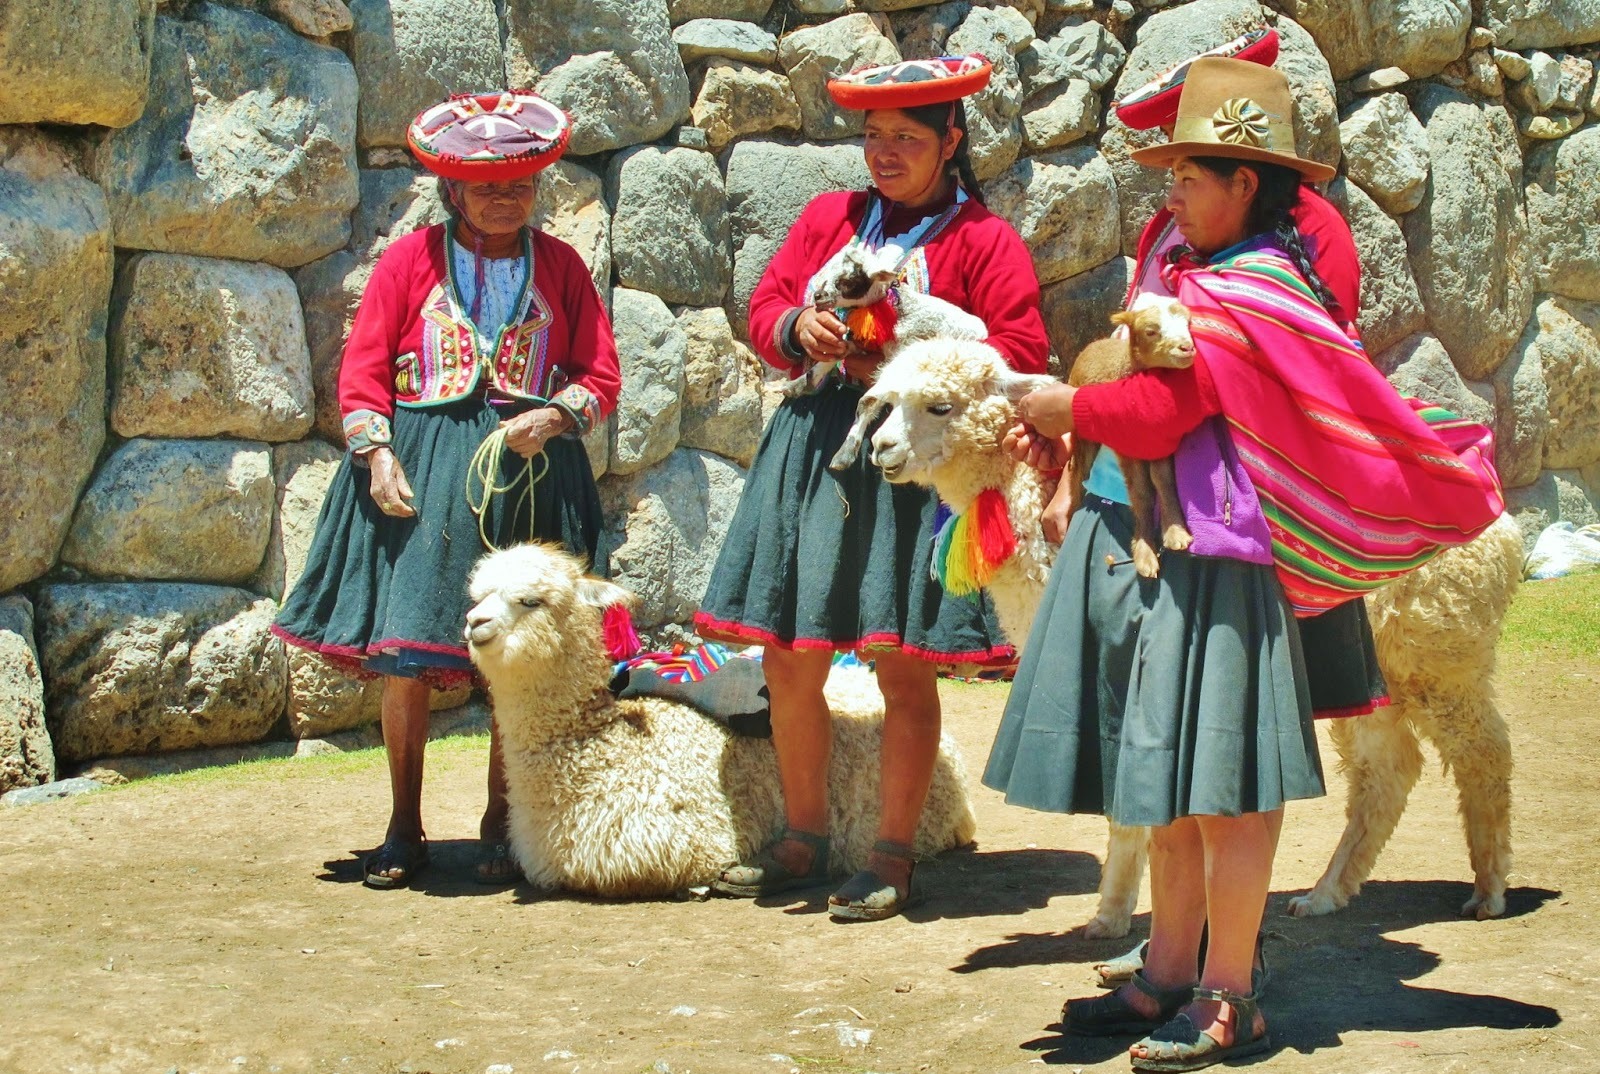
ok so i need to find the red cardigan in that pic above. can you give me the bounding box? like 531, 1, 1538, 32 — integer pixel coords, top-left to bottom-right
338, 224, 621, 452
1076, 187, 1362, 460
748, 190, 1050, 376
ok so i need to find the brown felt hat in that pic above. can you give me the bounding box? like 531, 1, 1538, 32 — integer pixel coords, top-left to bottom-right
1129, 57, 1335, 182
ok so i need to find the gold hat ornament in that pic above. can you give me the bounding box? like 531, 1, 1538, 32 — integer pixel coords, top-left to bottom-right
1129, 56, 1335, 182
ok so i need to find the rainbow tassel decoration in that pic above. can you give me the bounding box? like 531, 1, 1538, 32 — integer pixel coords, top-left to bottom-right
843, 297, 899, 351
602, 602, 643, 661
931, 488, 1017, 597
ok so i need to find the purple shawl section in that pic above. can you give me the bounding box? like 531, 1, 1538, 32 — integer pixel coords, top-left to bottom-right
1174, 415, 1273, 565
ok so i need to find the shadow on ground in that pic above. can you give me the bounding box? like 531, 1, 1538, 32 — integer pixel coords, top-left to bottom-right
997, 881, 1563, 1065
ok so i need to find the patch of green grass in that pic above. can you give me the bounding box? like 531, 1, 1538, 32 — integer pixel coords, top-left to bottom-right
1501, 570, 1600, 662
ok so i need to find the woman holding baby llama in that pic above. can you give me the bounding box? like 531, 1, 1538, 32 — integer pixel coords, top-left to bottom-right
985, 58, 1504, 1071
694, 56, 1049, 922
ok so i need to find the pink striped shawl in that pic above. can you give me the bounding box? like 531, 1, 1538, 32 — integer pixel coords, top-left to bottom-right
1173, 249, 1505, 616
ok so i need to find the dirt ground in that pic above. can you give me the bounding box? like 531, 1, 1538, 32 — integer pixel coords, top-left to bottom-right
3, 651, 1596, 1074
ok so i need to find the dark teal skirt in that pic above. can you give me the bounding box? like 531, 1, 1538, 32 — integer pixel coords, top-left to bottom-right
982, 496, 1324, 826
694, 381, 1010, 663
273, 395, 603, 687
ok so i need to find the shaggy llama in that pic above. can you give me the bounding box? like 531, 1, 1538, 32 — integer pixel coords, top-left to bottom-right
859, 335, 1524, 933
464, 543, 977, 898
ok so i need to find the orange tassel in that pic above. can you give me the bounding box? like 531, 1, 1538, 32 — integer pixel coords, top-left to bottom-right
844, 298, 899, 351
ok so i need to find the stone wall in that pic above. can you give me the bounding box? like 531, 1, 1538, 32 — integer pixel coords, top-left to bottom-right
2, 0, 1598, 787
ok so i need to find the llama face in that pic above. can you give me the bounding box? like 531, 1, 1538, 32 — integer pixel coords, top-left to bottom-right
465, 543, 628, 668
1116, 294, 1194, 370
810, 242, 905, 308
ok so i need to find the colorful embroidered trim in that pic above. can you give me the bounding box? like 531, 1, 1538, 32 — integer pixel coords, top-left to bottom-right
614, 642, 735, 682
930, 488, 1017, 597
551, 383, 602, 436
342, 409, 393, 454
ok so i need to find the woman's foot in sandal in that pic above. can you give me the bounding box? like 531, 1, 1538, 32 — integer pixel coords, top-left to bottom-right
711, 828, 831, 897
473, 840, 522, 885
1129, 987, 1271, 1072
1094, 939, 1151, 988
363, 836, 430, 889
1063, 970, 1193, 1036
828, 840, 917, 922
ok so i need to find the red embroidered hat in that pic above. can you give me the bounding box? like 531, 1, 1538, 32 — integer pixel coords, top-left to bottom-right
826, 55, 993, 111
407, 91, 571, 182
1114, 29, 1279, 131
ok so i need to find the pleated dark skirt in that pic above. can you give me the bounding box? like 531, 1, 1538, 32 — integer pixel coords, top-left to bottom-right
982, 495, 1324, 827
1301, 598, 1390, 717
273, 395, 603, 686
694, 380, 1010, 663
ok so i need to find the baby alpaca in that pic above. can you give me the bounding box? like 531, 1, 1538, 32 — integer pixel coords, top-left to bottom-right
464, 543, 978, 898
1065, 295, 1196, 578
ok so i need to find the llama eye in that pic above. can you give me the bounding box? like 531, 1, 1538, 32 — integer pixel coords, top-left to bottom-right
927, 402, 954, 416
518, 597, 543, 609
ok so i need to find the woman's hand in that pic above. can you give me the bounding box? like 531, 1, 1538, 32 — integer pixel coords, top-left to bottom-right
1002, 424, 1071, 472
1041, 475, 1074, 545
501, 406, 573, 459
368, 448, 416, 518
794, 306, 848, 361
1016, 382, 1078, 439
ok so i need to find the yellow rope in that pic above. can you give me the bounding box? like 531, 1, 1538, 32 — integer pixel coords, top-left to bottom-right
465, 426, 548, 551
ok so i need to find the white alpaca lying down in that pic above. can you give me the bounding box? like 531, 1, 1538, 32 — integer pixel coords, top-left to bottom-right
861, 336, 1523, 934
464, 543, 977, 898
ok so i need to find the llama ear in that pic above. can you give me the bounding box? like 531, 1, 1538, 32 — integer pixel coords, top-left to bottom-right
1109, 309, 1136, 328
988, 368, 1057, 404
574, 575, 633, 611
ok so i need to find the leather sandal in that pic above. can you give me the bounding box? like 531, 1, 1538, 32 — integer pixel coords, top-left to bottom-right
1064, 970, 1194, 1037
710, 828, 830, 897
828, 839, 917, 922
362, 837, 430, 889
1101, 933, 1270, 997
1129, 986, 1272, 1073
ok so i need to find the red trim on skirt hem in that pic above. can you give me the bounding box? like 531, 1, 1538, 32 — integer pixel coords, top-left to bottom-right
692, 612, 1013, 665
1313, 695, 1391, 720
270, 624, 478, 690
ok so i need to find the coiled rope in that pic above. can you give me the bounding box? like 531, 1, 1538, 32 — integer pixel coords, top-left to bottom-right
465, 426, 548, 551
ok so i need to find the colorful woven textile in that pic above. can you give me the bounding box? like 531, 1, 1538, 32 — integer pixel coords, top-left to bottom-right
1174, 247, 1504, 615
827, 55, 992, 110
615, 642, 738, 683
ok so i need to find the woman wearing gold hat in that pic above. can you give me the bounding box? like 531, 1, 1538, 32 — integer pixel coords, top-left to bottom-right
694, 56, 1050, 921
274, 92, 623, 889
985, 58, 1504, 1070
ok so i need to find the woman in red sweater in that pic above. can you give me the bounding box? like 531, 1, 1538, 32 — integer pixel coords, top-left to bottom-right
274, 93, 621, 889
695, 57, 1049, 921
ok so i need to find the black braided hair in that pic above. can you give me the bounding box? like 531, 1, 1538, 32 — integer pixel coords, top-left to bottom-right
899, 100, 986, 205
1189, 156, 1339, 310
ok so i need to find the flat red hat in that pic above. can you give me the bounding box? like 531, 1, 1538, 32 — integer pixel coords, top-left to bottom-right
1114, 29, 1279, 131
407, 91, 570, 182
827, 55, 992, 111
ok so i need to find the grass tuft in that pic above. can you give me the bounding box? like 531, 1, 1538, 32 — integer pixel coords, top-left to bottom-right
1500, 571, 1600, 662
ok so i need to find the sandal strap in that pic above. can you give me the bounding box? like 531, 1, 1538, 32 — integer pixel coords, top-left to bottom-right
1192, 985, 1260, 1023
1129, 970, 1196, 1007
869, 838, 917, 862
782, 827, 830, 853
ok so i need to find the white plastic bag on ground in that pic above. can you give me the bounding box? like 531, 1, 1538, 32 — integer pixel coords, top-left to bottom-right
1524, 521, 1600, 580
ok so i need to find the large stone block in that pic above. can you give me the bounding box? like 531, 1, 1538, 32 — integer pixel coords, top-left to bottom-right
61, 439, 275, 584
35, 583, 286, 763
725, 140, 871, 334
109, 254, 313, 442
1478, 0, 1600, 50
677, 307, 765, 467
947, 6, 1035, 180
1323, 179, 1426, 355
0, 597, 52, 795
532, 160, 613, 300
778, 14, 902, 141
669, 0, 773, 22
892, 1, 972, 59
253, 441, 342, 602
1373, 333, 1494, 426
609, 147, 732, 307
265, 0, 353, 37
349, 0, 505, 149
1403, 85, 1532, 381
984, 146, 1120, 287
1021, 20, 1125, 95
0, 133, 113, 594
1523, 297, 1600, 470
599, 449, 747, 631
1276, 0, 1469, 80
93, 4, 359, 268
0, 0, 155, 128
504, 0, 692, 156
1493, 314, 1550, 489
1525, 125, 1600, 303
1339, 93, 1430, 216
692, 59, 804, 151
1040, 257, 1134, 379
609, 289, 687, 477
673, 18, 778, 65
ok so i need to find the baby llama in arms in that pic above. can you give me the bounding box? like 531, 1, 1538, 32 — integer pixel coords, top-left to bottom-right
860, 335, 1524, 934
464, 543, 977, 898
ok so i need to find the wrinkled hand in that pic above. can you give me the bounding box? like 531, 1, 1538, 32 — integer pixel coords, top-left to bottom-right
1015, 382, 1078, 439
794, 306, 848, 361
501, 406, 572, 459
1041, 477, 1073, 545
1003, 424, 1071, 472
368, 448, 416, 518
